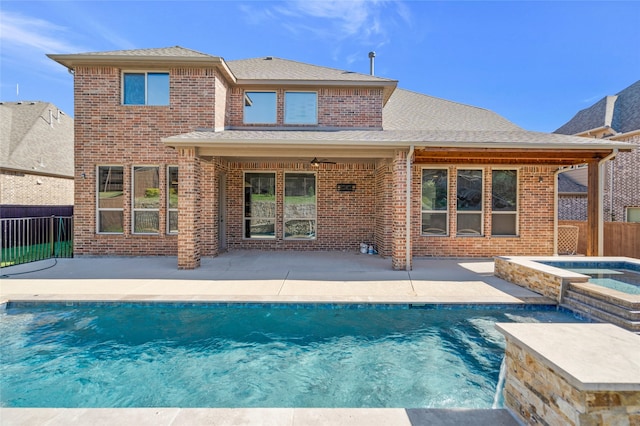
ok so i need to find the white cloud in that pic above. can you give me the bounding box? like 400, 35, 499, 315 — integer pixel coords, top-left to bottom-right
0, 11, 81, 54
242, 0, 412, 48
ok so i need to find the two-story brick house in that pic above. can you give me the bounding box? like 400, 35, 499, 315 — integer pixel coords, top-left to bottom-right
48, 46, 632, 269
555, 80, 640, 223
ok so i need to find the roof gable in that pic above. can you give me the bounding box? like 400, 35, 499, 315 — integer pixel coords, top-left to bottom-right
555, 80, 640, 136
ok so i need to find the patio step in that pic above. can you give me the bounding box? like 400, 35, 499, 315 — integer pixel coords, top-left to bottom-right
563, 286, 640, 333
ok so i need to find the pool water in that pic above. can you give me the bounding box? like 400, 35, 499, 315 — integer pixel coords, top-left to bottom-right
540, 261, 640, 295
0, 303, 584, 408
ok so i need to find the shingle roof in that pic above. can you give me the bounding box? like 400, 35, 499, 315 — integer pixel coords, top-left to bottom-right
383, 88, 522, 131
0, 102, 74, 177
611, 80, 640, 134
555, 80, 640, 135
165, 128, 633, 149
73, 46, 215, 58
558, 171, 587, 194
226, 57, 395, 83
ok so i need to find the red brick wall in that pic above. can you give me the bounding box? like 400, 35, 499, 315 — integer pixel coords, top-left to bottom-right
227, 87, 383, 128
225, 161, 376, 251
413, 165, 556, 257
374, 159, 393, 257
73, 66, 226, 256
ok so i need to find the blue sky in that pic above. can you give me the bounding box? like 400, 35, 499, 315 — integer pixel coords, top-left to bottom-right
1, 1, 639, 132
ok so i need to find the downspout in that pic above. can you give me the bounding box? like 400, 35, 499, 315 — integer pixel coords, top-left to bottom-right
406, 145, 415, 271
598, 149, 618, 256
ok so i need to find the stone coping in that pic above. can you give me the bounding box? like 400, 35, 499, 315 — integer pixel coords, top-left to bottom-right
495, 323, 640, 392
496, 255, 640, 304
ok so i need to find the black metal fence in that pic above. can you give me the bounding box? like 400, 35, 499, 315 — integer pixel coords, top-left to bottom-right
1, 215, 74, 267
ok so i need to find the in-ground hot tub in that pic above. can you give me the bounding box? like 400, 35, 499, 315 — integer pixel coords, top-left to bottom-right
494, 256, 640, 332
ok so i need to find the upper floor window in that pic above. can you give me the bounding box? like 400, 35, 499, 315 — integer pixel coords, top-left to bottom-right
244, 91, 276, 124
285, 92, 317, 124
123, 72, 169, 105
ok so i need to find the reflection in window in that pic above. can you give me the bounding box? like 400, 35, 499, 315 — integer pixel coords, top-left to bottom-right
97, 166, 124, 233
244, 92, 277, 124
457, 169, 483, 236
167, 166, 178, 234
132, 166, 160, 234
492, 170, 518, 236
123, 72, 169, 105
422, 169, 448, 235
244, 172, 276, 238
285, 92, 317, 124
284, 173, 316, 239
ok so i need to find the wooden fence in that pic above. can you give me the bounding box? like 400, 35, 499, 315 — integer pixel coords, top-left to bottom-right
559, 220, 640, 258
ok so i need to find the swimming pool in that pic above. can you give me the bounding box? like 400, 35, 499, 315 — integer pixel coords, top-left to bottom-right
539, 260, 640, 295
0, 302, 584, 408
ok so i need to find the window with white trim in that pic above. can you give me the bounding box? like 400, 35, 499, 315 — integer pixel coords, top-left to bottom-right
421, 169, 448, 235
627, 207, 640, 223
457, 169, 483, 236
491, 170, 518, 236
285, 92, 317, 124
97, 166, 124, 233
284, 172, 316, 239
123, 72, 169, 105
244, 172, 276, 238
132, 166, 160, 234
167, 166, 178, 234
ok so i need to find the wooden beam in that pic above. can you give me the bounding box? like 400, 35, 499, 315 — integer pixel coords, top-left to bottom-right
414, 148, 612, 165
586, 159, 600, 256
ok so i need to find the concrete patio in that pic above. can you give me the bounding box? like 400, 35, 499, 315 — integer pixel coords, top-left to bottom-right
0, 251, 551, 425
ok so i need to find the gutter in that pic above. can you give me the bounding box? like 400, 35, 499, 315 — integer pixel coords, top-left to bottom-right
406, 145, 415, 271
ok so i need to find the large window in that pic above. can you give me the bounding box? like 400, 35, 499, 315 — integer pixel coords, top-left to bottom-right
123, 72, 169, 105
284, 173, 316, 239
244, 91, 277, 124
244, 172, 276, 238
422, 169, 448, 235
97, 166, 124, 233
285, 92, 317, 124
167, 166, 178, 234
457, 169, 483, 236
492, 170, 518, 236
132, 166, 160, 234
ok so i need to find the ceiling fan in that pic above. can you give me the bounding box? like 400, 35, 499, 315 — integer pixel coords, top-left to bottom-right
310, 157, 336, 166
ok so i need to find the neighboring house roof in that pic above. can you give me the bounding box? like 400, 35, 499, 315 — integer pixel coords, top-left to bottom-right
0, 102, 74, 178
555, 80, 640, 136
383, 88, 522, 131
558, 168, 588, 194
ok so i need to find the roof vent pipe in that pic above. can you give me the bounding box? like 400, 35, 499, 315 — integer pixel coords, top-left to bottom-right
368, 51, 376, 76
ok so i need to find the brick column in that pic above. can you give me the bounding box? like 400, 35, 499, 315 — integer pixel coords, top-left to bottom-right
177, 147, 201, 269
391, 150, 411, 270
